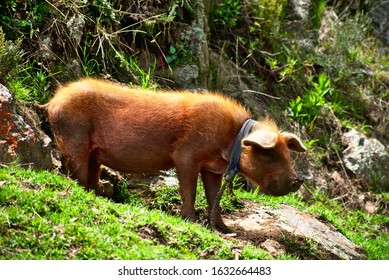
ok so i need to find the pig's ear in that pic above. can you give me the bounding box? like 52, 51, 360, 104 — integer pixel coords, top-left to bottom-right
281, 132, 307, 152
242, 130, 278, 149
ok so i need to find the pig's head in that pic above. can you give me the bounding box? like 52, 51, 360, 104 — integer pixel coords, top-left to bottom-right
238, 120, 306, 196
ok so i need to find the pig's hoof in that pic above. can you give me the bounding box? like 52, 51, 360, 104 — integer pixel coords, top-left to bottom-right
209, 220, 232, 233
215, 224, 232, 233
181, 209, 196, 222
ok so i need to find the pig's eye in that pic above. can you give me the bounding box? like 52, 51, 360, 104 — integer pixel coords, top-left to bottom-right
291, 153, 300, 166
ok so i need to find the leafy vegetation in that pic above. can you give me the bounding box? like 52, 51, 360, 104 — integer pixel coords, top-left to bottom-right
288, 73, 331, 129
211, 0, 242, 30
0, 0, 173, 101
210, 1, 388, 139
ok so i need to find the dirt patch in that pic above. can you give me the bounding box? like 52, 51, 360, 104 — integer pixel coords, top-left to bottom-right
138, 225, 168, 245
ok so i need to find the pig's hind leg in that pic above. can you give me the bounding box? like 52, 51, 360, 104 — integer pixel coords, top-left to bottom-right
172, 151, 200, 222
87, 150, 103, 195
65, 143, 106, 196
57, 134, 95, 192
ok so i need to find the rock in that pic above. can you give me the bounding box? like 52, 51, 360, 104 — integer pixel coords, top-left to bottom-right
364, 200, 376, 214
173, 65, 199, 87
225, 203, 365, 259
101, 167, 168, 198
0, 83, 55, 169
286, 0, 311, 20
100, 166, 125, 186
98, 180, 115, 198
261, 239, 286, 257
341, 129, 389, 189
66, 14, 85, 47
156, 169, 179, 188
178, 1, 209, 88
125, 169, 179, 189
369, 0, 389, 45
38, 35, 54, 61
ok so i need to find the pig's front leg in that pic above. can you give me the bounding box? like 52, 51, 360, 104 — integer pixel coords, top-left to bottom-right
201, 170, 227, 230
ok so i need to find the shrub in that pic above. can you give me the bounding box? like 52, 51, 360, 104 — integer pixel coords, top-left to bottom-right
212, 0, 242, 30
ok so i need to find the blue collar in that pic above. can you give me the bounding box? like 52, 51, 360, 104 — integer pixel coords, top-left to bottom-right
225, 118, 258, 179
210, 118, 258, 229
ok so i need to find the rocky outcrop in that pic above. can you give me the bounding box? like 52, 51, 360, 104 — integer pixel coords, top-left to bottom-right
342, 129, 389, 189
225, 202, 365, 260
158, 1, 210, 89
0, 83, 55, 169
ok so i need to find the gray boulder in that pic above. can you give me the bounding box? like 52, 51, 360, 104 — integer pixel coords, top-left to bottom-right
342, 129, 389, 189
225, 203, 365, 259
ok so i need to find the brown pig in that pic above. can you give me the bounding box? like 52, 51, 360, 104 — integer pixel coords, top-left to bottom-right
45, 78, 306, 228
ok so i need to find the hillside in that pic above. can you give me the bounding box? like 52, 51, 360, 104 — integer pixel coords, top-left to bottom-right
1, 165, 388, 259
0, 0, 388, 260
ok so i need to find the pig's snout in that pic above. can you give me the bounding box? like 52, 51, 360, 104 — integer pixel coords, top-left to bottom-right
290, 177, 304, 192
264, 176, 304, 196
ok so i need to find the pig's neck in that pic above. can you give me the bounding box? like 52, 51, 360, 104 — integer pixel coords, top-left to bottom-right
221, 117, 254, 164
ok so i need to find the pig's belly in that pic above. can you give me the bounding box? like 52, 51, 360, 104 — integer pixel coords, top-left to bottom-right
95, 146, 175, 174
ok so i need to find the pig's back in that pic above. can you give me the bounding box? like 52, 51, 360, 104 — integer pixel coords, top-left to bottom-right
48, 78, 249, 125
46, 78, 251, 173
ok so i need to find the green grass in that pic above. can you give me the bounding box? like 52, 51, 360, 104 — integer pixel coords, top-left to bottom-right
0, 166, 388, 260
0, 166, 272, 260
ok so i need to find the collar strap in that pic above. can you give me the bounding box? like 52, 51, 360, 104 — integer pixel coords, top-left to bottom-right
225, 118, 258, 178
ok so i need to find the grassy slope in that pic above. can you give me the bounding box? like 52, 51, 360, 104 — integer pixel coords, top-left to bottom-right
0, 166, 388, 260
0, 166, 272, 260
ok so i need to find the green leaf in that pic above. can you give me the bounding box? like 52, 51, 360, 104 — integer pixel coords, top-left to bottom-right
169, 46, 176, 54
